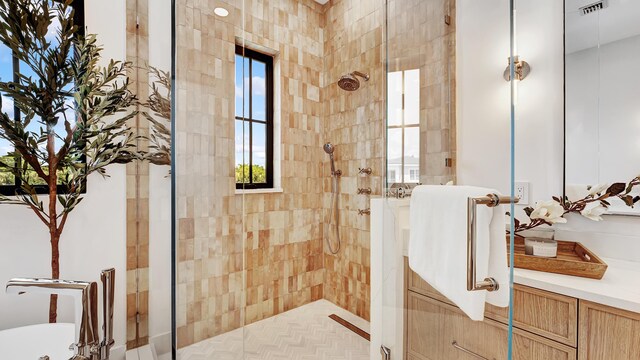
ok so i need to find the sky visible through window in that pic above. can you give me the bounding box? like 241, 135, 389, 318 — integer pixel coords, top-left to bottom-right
387, 69, 420, 183
0, 5, 78, 187
0, 43, 13, 158
234, 54, 268, 170
1, 10, 76, 156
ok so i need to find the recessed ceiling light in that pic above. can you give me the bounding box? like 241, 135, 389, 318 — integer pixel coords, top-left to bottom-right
214, 7, 229, 17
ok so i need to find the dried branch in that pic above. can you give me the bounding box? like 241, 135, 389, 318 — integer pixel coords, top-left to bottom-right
508, 176, 640, 234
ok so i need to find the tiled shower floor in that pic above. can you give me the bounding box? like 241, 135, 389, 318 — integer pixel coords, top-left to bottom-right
177, 300, 370, 360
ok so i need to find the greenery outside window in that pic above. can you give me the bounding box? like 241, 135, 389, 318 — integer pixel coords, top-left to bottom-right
0, 0, 85, 195
234, 45, 274, 189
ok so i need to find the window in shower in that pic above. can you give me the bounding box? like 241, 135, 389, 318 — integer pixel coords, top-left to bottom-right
0, 0, 85, 195
387, 69, 420, 184
234, 45, 274, 189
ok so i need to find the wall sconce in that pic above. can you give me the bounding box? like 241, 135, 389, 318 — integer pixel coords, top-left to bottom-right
503, 56, 531, 81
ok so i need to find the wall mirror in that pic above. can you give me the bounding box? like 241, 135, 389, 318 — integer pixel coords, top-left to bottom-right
564, 0, 640, 215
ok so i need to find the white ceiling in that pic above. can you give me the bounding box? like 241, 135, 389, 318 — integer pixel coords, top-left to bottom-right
565, 0, 640, 53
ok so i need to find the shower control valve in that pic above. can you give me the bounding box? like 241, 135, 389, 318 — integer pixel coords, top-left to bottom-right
358, 208, 371, 215
357, 188, 372, 195
358, 167, 372, 175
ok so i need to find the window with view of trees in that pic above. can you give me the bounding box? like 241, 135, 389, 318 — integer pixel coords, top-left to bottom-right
235, 45, 273, 189
0, 0, 84, 195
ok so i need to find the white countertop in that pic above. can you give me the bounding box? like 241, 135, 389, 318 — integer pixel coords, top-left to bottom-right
400, 227, 640, 314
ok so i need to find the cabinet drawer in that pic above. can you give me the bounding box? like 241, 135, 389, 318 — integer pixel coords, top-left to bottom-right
406, 262, 578, 347
486, 285, 577, 347
579, 300, 640, 360
407, 291, 577, 360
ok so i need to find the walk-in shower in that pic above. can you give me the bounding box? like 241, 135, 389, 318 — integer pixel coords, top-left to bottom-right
324, 142, 341, 254
337, 71, 370, 91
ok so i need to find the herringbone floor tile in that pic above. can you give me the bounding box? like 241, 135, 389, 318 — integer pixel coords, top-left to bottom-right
179, 300, 370, 360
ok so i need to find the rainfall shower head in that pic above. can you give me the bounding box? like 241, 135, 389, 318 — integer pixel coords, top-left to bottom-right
323, 142, 335, 155
337, 71, 370, 91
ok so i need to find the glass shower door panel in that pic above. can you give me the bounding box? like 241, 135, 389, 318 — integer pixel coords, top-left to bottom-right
379, 0, 518, 359
173, 1, 247, 359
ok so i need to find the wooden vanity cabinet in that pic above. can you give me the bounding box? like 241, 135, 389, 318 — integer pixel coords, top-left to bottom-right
405, 260, 640, 360
408, 265, 578, 347
407, 291, 576, 360
578, 301, 640, 360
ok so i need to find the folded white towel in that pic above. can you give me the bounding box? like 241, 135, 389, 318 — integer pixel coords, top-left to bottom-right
408, 185, 509, 321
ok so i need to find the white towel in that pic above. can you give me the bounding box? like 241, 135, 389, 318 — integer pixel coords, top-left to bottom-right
408, 185, 509, 321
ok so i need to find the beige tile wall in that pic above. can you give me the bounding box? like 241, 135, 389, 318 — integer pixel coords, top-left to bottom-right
126, 0, 150, 349
321, 0, 386, 321
175, 0, 456, 347
175, 0, 326, 347
241, 0, 326, 325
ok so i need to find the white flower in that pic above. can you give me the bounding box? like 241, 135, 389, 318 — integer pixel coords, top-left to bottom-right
588, 183, 608, 196
581, 203, 607, 221
530, 200, 567, 224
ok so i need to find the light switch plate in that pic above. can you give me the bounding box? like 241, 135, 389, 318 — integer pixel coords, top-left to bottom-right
515, 182, 530, 205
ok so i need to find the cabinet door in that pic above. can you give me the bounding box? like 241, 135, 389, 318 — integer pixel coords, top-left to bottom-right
486, 285, 578, 347
407, 291, 576, 360
406, 291, 447, 359
579, 301, 640, 360
407, 262, 578, 347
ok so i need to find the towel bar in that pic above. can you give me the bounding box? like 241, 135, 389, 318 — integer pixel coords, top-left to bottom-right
467, 194, 519, 292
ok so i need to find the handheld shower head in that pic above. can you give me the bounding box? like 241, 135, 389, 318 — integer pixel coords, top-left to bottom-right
323, 142, 335, 155
323, 142, 339, 176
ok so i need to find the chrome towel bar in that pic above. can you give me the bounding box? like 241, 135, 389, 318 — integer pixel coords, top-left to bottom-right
467, 194, 519, 292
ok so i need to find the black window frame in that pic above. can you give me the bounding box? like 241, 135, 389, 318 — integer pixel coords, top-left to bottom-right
235, 45, 274, 190
0, 0, 85, 196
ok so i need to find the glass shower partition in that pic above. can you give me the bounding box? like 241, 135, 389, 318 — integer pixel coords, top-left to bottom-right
173, 1, 332, 358
376, 0, 520, 359
173, 0, 248, 358
173, 0, 521, 359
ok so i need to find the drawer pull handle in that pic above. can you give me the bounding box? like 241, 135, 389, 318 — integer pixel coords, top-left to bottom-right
452, 341, 494, 360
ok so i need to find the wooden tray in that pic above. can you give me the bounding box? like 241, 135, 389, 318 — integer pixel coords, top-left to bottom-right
506, 236, 608, 279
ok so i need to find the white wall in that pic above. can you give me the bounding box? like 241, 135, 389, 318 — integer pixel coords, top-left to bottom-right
457, 0, 640, 258
457, 0, 564, 215
0, 0, 128, 349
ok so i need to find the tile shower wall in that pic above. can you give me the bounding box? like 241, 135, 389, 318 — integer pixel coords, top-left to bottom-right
175, 0, 457, 346
175, 0, 326, 347
387, 0, 456, 185
322, 0, 386, 321
241, 0, 326, 325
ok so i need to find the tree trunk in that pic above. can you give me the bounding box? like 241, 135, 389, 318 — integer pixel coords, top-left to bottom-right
49, 231, 60, 323
47, 127, 59, 323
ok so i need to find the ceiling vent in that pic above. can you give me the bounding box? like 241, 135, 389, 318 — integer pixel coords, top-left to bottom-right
579, 1, 608, 15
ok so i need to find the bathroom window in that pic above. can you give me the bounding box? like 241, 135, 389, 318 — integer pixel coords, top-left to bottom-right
234, 45, 274, 189
409, 169, 420, 182
387, 69, 420, 184
0, 0, 85, 195
388, 170, 398, 183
